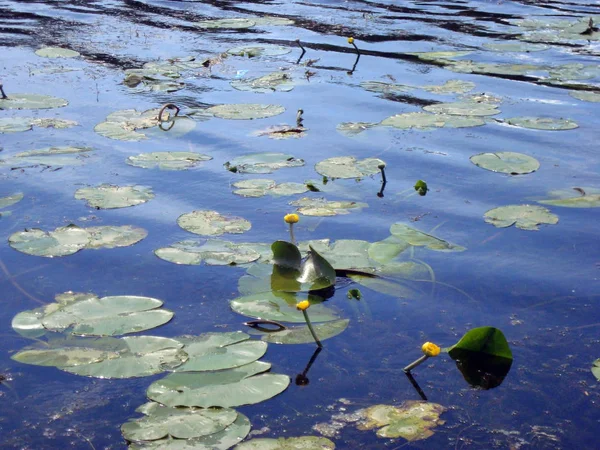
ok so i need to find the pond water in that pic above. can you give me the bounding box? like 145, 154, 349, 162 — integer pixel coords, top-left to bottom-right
1, 0, 599, 448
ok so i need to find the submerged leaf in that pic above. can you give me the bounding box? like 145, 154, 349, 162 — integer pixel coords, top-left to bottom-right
470, 152, 539, 174
0, 193, 24, 209
484, 205, 559, 230
260, 319, 349, 345
390, 223, 465, 252
177, 210, 251, 236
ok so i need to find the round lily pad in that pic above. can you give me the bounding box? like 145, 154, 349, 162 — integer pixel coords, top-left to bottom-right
380, 112, 485, 130
227, 45, 291, 58
422, 80, 476, 94
538, 187, 600, 208
225, 153, 304, 174
483, 42, 549, 52
252, 16, 295, 26
155, 239, 261, 265
336, 122, 378, 137
290, 197, 367, 217
35, 47, 80, 58
232, 179, 308, 197
569, 91, 600, 103
235, 436, 336, 450
470, 152, 540, 174
3, 145, 92, 168
75, 184, 154, 209
315, 156, 385, 179
504, 117, 578, 130
423, 101, 500, 116
206, 104, 285, 120
484, 205, 559, 230
85, 225, 148, 249
0, 93, 68, 110
177, 210, 251, 236
195, 18, 256, 28
126, 152, 212, 170
260, 319, 349, 345
360, 81, 413, 94
231, 72, 295, 93
174, 339, 267, 372
0, 117, 78, 133
9, 225, 90, 257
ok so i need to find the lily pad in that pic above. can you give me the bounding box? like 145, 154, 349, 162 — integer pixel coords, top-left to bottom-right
156, 239, 261, 266
592, 359, 600, 381
225, 153, 304, 174
227, 45, 292, 58
174, 337, 267, 372
409, 51, 473, 61
3, 146, 92, 167
569, 91, 600, 103
446, 60, 543, 76
448, 326, 513, 360
252, 16, 295, 26
0, 93, 68, 110
232, 179, 308, 198
35, 47, 80, 58
290, 197, 367, 216
195, 18, 256, 29
538, 187, 600, 208
75, 184, 154, 209
231, 72, 295, 93
236, 436, 335, 450
147, 361, 290, 408
360, 81, 413, 94
422, 80, 476, 94
177, 210, 251, 236
122, 402, 238, 441
470, 152, 540, 174
315, 157, 385, 179
483, 205, 559, 230
0, 117, 78, 133
390, 223, 465, 252
260, 319, 349, 345
483, 42, 548, 52
357, 401, 446, 441
423, 101, 500, 116
206, 104, 285, 120
503, 117, 578, 130
0, 193, 23, 209
85, 225, 148, 249
380, 112, 485, 130
126, 152, 212, 170
336, 122, 378, 137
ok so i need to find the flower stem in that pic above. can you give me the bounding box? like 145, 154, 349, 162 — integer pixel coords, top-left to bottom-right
302, 309, 322, 348
289, 223, 296, 245
403, 355, 429, 373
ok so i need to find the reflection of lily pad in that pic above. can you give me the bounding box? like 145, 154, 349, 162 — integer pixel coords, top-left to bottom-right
0, 93, 68, 110
261, 319, 349, 345
484, 205, 559, 230
155, 239, 261, 265
206, 104, 285, 120
225, 152, 304, 174
315, 156, 385, 179
470, 152, 539, 174
504, 116, 578, 130
390, 223, 465, 251
75, 184, 154, 209
227, 45, 291, 58
290, 197, 368, 216
0, 117, 78, 133
177, 210, 251, 236
423, 101, 500, 116
236, 436, 335, 450
381, 112, 485, 130
232, 179, 308, 197
422, 80, 475, 94
569, 91, 600, 103
538, 187, 600, 208
231, 72, 295, 93
35, 47, 80, 58
126, 151, 212, 170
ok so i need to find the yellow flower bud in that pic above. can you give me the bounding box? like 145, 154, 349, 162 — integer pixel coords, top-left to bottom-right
347, 37, 354, 44
421, 342, 441, 357
284, 213, 299, 224
296, 300, 310, 311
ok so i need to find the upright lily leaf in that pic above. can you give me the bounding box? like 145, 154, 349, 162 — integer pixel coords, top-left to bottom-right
390, 223, 465, 252
177, 210, 251, 236
484, 205, 558, 230
271, 242, 336, 292
538, 187, 600, 208
470, 152, 540, 175
235, 436, 335, 449
315, 156, 385, 179
448, 327, 513, 360
75, 184, 154, 209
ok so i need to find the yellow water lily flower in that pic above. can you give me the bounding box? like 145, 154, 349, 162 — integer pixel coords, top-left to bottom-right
296, 300, 310, 311
421, 342, 441, 357
347, 37, 355, 44
284, 213, 299, 224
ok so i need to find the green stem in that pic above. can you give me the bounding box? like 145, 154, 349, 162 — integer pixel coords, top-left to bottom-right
403, 355, 429, 373
302, 309, 322, 348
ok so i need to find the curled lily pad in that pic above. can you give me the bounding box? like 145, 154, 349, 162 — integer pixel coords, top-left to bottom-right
484, 205, 559, 230
0, 193, 23, 209
147, 361, 290, 408
336, 122, 378, 137
225, 153, 304, 174
227, 45, 291, 58
232, 179, 308, 198
0, 93, 68, 110
315, 156, 385, 179
569, 91, 600, 102
236, 436, 335, 449
0, 117, 77, 133
470, 152, 539, 175
357, 401, 446, 440
75, 184, 154, 209
195, 18, 256, 29
423, 101, 500, 116
422, 80, 475, 94
290, 197, 367, 216
380, 112, 485, 130
35, 47, 80, 58
122, 402, 238, 441
260, 319, 349, 345
206, 104, 285, 120
231, 72, 295, 93
177, 210, 251, 236
503, 116, 578, 130
538, 187, 600, 208
156, 239, 261, 266
127, 152, 212, 170
390, 223, 465, 252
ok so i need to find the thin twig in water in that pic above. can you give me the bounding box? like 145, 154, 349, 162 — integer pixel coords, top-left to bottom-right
0, 258, 46, 305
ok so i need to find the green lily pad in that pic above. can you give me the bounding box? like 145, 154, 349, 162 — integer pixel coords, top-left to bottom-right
35, 47, 80, 58
62, 336, 188, 378
3, 146, 93, 167
357, 401, 446, 441
592, 359, 600, 381
0, 93, 68, 110
271, 241, 336, 292
260, 319, 349, 345
470, 152, 540, 174
230, 291, 338, 323
380, 112, 485, 130
290, 197, 367, 216
227, 45, 291, 58
315, 156, 385, 179
129, 413, 251, 450
126, 151, 212, 170
422, 80, 476, 94
195, 18, 256, 29
253, 124, 307, 140
206, 104, 285, 120
423, 101, 500, 116
448, 326, 513, 360
122, 402, 238, 441
0, 193, 23, 209
252, 16, 295, 26
75, 184, 154, 209
409, 51, 473, 61
336, 122, 378, 137
538, 187, 600, 208
177, 210, 251, 236
225, 153, 304, 174
232, 179, 308, 198
390, 223, 465, 252
446, 60, 543, 76
483, 205, 559, 230
175, 337, 267, 372
155, 239, 261, 266
85, 225, 148, 249
236, 436, 336, 450
569, 91, 600, 102
311, 239, 372, 271
503, 116, 578, 130
231, 72, 295, 93
483, 42, 549, 52
0, 117, 78, 133
360, 81, 414, 94
147, 361, 290, 408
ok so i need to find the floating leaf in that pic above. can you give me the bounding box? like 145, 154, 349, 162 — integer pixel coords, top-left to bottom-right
483, 42, 548, 52
360, 81, 413, 94
227, 45, 291, 58
538, 187, 600, 208
175, 336, 267, 372
236, 436, 335, 450
231, 72, 295, 93
225, 153, 304, 174
315, 156, 385, 179
35, 47, 80, 58
390, 223, 465, 252
252, 16, 295, 26
232, 179, 307, 198
0, 93, 68, 110
3, 146, 92, 167
253, 124, 307, 140
75, 184, 154, 209
261, 319, 349, 345
206, 104, 285, 120
177, 210, 251, 236
380, 112, 485, 130
422, 80, 475, 94
470, 152, 540, 174
0, 117, 77, 133
94, 109, 195, 141
290, 197, 367, 216
592, 360, 600, 381
503, 116, 578, 130
336, 122, 378, 137
195, 18, 256, 29
423, 101, 500, 116
409, 51, 473, 61
483, 205, 559, 230
357, 401, 446, 441
156, 239, 261, 266
569, 91, 600, 103
446, 60, 542, 76
126, 152, 212, 170
147, 361, 290, 408
448, 326, 513, 360
0, 193, 23, 209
